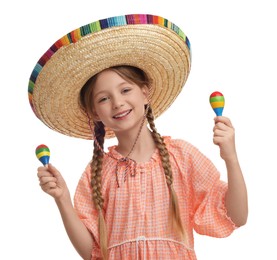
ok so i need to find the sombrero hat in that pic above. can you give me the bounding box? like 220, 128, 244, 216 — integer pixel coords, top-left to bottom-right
28, 14, 191, 139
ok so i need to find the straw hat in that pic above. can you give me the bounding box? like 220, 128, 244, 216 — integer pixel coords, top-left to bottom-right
28, 14, 191, 139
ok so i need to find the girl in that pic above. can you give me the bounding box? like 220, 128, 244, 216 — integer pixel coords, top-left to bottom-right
31, 14, 248, 260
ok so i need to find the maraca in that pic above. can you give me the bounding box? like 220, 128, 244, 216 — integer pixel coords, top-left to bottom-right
35, 144, 50, 166
209, 91, 225, 116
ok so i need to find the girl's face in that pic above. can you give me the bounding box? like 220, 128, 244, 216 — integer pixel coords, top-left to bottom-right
92, 69, 149, 134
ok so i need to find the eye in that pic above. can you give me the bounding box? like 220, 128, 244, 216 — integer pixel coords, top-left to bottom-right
98, 96, 109, 103
122, 87, 132, 94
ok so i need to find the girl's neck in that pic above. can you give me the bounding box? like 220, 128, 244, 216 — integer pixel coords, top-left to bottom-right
115, 124, 156, 163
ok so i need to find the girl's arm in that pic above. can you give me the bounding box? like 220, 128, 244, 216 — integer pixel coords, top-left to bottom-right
38, 164, 93, 260
213, 117, 248, 227
55, 195, 93, 260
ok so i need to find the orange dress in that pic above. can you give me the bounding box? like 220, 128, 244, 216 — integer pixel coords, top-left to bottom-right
74, 137, 236, 259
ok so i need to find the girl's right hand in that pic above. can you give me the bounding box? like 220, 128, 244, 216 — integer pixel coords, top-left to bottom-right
37, 164, 70, 201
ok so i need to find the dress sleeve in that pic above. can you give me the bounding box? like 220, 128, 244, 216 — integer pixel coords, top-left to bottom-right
189, 146, 237, 237
73, 164, 101, 258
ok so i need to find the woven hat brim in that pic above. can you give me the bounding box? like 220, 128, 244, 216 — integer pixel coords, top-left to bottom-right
29, 15, 191, 139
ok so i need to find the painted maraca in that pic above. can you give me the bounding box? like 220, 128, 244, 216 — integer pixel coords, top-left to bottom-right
209, 91, 225, 116
35, 144, 50, 166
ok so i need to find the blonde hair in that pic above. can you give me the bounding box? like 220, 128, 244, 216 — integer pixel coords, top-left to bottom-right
79, 66, 185, 259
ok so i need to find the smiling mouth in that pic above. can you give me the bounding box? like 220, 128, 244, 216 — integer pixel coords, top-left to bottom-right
113, 109, 132, 119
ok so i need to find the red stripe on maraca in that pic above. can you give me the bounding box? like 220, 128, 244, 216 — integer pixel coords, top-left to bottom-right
210, 91, 223, 98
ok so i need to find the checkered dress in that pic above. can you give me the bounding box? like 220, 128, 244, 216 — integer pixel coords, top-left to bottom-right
74, 137, 236, 259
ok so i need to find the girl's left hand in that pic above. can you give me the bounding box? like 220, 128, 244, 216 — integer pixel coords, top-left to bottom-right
213, 116, 237, 162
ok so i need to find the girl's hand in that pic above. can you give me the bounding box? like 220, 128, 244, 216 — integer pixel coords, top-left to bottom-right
213, 116, 237, 162
37, 164, 70, 201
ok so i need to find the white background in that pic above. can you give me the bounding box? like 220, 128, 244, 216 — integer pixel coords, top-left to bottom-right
1, 0, 276, 259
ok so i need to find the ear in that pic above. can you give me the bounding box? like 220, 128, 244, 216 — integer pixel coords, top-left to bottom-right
141, 85, 150, 105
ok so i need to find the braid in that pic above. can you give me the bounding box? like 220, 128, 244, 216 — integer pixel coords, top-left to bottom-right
147, 106, 185, 241
90, 121, 108, 259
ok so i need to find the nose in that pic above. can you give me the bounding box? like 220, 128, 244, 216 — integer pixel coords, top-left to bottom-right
112, 96, 124, 110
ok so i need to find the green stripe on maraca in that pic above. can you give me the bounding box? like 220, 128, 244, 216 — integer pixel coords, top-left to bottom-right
210, 96, 224, 103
